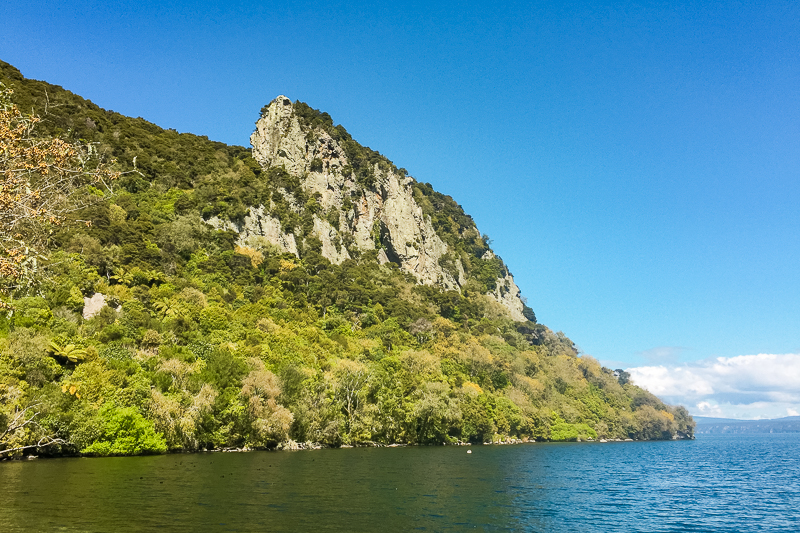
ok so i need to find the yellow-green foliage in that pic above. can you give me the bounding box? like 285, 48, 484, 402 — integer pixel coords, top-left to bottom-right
0, 60, 694, 457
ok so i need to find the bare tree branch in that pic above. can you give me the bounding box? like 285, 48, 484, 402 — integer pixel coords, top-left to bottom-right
0, 403, 41, 441
1, 82, 121, 308
0, 436, 69, 457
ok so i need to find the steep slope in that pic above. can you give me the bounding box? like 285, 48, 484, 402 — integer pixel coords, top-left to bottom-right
210, 95, 527, 321
0, 61, 694, 457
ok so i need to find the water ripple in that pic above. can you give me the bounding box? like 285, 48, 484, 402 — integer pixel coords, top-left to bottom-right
0, 434, 798, 531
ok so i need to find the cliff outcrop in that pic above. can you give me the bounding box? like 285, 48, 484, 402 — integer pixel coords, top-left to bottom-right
240, 95, 528, 321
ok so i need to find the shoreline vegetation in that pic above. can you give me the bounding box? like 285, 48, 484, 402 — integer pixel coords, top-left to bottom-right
4, 434, 696, 461
0, 60, 694, 460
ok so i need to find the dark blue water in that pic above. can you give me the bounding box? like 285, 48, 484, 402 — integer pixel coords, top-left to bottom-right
1, 434, 798, 531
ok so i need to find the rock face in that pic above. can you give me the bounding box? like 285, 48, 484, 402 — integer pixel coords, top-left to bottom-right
222, 95, 529, 320
207, 206, 299, 257
489, 273, 526, 322
83, 293, 108, 320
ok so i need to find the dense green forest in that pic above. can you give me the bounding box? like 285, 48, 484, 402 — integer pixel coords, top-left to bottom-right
0, 61, 693, 457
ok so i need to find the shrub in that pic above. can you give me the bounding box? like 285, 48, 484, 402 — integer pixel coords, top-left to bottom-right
82, 404, 167, 455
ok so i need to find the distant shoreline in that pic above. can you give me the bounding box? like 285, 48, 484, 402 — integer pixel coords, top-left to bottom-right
694, 416, 800, 434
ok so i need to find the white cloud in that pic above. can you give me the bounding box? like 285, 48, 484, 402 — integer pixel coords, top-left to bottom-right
626, 353, 800, 419
695, 401, 722, 415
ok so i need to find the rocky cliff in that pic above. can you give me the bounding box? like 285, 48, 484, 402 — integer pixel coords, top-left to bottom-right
214, 95, 527, 321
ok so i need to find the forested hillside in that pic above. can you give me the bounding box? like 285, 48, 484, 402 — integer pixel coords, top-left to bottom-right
0, 61, 693, 457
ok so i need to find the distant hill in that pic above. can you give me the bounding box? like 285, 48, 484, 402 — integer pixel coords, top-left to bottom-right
694, 416, 800, 434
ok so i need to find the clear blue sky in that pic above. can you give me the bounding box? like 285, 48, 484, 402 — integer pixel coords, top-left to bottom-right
4, 0, 800, 416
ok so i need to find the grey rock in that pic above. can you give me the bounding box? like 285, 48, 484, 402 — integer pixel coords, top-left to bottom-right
207, 206, 299, 257
488, 273, 526, 322
83, 293, 107, 320
245, 95, 529, 320
313, 216, 350, 264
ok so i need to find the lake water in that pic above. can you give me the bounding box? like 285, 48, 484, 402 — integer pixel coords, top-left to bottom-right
1, 434, 798, 532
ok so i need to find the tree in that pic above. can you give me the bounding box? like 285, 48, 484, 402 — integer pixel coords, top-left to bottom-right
241, 359, 293, 446
0, 84, 118, 309
81, 404, 167, 456
327, 358, 371, 439
615, 369, 631, 386
0, 401, 68, 457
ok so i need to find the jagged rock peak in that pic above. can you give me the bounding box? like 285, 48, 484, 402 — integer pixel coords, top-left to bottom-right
245, 95, 529, 322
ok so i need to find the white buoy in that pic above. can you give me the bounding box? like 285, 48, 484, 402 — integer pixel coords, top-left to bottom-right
467, 450, 472, 454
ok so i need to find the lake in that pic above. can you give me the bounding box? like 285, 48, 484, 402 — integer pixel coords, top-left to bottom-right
1, 434, 798, 532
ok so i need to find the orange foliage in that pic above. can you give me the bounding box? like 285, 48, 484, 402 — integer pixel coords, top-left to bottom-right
0, 84, 119, 307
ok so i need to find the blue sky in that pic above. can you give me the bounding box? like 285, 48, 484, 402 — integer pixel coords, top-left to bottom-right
3, 0, 799, 418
